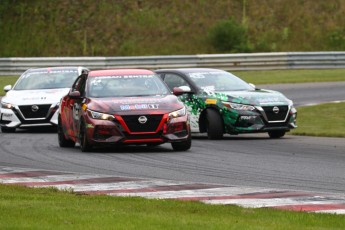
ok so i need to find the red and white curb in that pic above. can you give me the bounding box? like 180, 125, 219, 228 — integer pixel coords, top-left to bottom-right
1, 167, 345, 215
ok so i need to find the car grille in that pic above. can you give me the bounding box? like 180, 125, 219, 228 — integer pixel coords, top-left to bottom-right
121, 114, 163, 132
18, 104, 52, 119
123, 132, 163, 139
262, 105, 289, 122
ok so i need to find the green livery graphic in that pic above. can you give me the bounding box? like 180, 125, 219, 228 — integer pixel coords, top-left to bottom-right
156, 68, 297, 139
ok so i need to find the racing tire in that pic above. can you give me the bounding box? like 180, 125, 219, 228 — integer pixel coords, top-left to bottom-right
1, 126, 16, 133
58, 117, 75, 148
171, 136, 191, 151
206, 109, 223, 140
268, 130, 286, 139
79, 121, 92, 152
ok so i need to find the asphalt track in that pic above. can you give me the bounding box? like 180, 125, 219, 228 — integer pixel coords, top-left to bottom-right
1, 82, 345, 195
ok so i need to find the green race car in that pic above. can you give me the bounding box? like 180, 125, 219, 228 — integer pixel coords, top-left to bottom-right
155, 68, 297, 139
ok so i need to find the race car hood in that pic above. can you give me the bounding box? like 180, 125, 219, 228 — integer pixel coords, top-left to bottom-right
2, 88, 70, 106
86, 95, 184, 115
206, 89, 291, 106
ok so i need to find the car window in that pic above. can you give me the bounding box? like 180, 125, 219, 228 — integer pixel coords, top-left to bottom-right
163, 74, 190, 91
87, 74, 170, 97
188, 71, 253, 91
14, 70, 79, 90
71, 75, 87, 96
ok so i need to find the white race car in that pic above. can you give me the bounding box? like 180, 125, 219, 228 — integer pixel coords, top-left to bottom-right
0, 66, 88, 132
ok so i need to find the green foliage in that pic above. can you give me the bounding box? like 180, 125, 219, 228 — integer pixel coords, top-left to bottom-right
0, 0, 345, 56
327, 29, 345, 50
208, 18, 252, 53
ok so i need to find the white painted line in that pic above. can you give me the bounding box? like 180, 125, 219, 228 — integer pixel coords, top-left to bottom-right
108, 187, 277, 199
315, 209, 345, 214
203, 197, 345, 208
37, 180, 190, 192
0, 174, 106, 184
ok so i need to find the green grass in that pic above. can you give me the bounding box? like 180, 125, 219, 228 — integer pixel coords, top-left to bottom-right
1, 184, 344, 230
291, 102, 345, 137
0, 76, 18, 96
233, 69, 345, 84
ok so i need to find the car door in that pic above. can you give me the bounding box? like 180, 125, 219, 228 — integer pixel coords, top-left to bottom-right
64, 75, 86, 138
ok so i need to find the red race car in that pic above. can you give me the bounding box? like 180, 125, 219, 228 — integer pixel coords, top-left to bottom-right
58, 69, 191, 152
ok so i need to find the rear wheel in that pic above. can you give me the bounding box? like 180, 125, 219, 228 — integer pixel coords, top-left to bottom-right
206, 109, 223, 140
58, 116, 75, 147
1, 126, 16, 133
79, 121, 92, 152
171, 136, 191, 151
268, 130, 286, 139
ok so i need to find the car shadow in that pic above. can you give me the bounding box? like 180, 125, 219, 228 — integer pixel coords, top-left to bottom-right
191, 133, 293, 141
4, 127, 58, 134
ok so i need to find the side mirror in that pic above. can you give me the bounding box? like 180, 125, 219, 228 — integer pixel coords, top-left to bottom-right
249, 83, 258, 90
69, 90, 81, 99
4, 85, 12, 92
173, 86, 191, 96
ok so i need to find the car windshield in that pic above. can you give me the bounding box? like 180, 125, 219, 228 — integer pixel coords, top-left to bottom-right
188, 71, 254, 91
14, 70, 79, 90
88, 74, 170, 97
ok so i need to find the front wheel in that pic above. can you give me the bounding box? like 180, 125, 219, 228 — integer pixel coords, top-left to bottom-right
1, 126, 16, 133
171, 136, 191, 151
206, 109, 223, 140
58, 117, 75, 147
79, 121, 92, 152
268, 130, 286, 139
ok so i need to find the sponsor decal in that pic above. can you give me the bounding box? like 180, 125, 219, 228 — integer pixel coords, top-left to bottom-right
82, 104, 87, 111
86, 124, 94, 128
240, 116, 257, 120
120, 104, 159, 111
24, 70, 78, 78
113, 98, 162, 105
257, 97, 282, 104
205, 99, 217, 104
23, 96, 47, 101
93, 75, 155, 81
2, 113, 12, 118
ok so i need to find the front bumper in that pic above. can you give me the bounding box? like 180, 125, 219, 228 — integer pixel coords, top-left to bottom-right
0, 104, 59, 129
222, 105, 297, 134
84, 113, 190, 145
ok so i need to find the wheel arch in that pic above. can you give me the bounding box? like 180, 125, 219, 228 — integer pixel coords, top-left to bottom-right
199, 105, 223, 133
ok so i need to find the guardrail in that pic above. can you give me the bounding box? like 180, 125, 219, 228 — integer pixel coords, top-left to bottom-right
1, 52, 345, 76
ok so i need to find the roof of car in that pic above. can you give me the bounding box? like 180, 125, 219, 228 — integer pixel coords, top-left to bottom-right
89, 69, 154, 77
155, 68, 226, 74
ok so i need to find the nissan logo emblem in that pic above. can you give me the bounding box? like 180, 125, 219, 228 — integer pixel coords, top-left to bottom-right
31, 105, 39, 112
272, 106, 279, 114
138, 116, 148, 124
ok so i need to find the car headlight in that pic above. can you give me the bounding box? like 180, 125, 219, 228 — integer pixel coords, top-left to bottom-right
168, 107, 186, 120
1, 102, 13, 109
223, 102, 255, 111
87, 109, 115, 120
